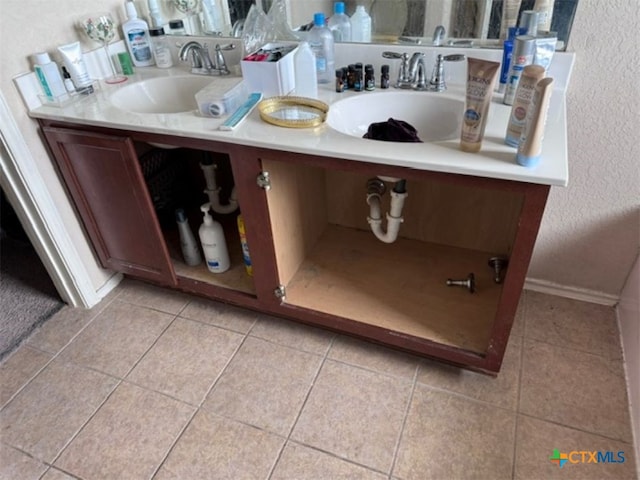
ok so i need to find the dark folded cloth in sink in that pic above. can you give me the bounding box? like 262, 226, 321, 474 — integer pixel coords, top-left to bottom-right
363, 118, 422, 142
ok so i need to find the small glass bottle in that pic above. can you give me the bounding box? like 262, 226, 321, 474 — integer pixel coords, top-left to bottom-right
365, 64, 375, 91
381, 64, 390, 89
149, 27, 173, 68
354, 65, 363, 91
346, 64, 356, 89
169, 19, 187, 35
335, 68, 345, 92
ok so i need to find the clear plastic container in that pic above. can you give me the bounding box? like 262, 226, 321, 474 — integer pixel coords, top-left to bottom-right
149, 27, 173, 68
350, 5, 371, 43
308, 13, 335, 84
328, 2, 351, 42
294, 42, 318, 98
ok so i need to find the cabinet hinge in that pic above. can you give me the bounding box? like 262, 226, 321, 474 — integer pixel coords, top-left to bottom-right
256, 171, 271, 190
274, 284, 286, 302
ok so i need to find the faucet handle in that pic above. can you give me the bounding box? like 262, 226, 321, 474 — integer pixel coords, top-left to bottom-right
429, 54, 465, 92
382, 51, 405, 60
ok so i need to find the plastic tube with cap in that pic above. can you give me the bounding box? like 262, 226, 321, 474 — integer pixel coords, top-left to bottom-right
516, 77, 554, 168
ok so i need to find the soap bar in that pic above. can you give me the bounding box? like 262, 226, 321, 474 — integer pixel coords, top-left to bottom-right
195, 77, 247, 118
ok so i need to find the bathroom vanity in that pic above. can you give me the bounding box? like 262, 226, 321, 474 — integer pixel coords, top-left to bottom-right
31, 59, 570, 374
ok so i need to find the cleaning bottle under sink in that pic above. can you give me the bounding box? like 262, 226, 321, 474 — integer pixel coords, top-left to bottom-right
199, 203, 230, 273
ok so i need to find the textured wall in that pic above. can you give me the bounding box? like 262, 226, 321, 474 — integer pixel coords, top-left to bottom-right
0, 1, 638, 297
526, 0, 640, 295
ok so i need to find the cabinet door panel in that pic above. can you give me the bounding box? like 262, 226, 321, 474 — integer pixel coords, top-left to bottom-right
43, 127, 176, 285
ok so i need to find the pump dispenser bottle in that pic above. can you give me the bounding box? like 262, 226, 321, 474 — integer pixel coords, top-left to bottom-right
123, 1, 155, 67
199, 203, 230, 273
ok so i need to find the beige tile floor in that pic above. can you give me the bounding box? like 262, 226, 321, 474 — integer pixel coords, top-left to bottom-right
1, 280, 637, 480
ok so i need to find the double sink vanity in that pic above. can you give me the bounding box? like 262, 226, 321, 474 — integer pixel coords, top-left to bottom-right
30, 43, 572, 374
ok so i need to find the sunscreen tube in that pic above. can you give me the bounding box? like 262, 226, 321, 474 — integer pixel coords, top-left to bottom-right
460, 58, 500, 153
57, 42, 93, 94
505, 64, 545, 147
516, 77, 554, 167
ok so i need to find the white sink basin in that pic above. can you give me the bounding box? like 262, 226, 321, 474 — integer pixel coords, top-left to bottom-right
109, 76, 214, 114
327, 91, 464, 142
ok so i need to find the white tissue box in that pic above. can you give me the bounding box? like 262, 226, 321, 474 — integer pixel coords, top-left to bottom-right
240, 43, 296, 97
195, 77, 247, 118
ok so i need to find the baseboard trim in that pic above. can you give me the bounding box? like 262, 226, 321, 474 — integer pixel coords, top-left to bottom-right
524, 278, 619, 306
96, 273, 123, 300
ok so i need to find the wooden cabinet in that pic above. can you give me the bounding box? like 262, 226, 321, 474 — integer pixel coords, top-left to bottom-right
41, 120, 549, 374
42, 127, 176, 285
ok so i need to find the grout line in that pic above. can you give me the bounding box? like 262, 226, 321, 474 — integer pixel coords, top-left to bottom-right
516, 412, 636, 445
149, 324, 251, 479
512, 291, 528, 480
388, 362, 419, 478
265, 335, 337, 480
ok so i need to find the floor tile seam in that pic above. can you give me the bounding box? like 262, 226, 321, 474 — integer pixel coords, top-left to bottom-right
148, 405, 201, 480
516, 412, 636, 445
322, 356, 418, 385
513, 304, 527, 480
175, 313, 256, 336
267, 336, 337, 479
194, 330, 251, 410
521, 334, 625, 362
39, 464, 83, 480
284, 439, 391, 477
411, 380, 519, 413
388, 363, 420, 478
244, 330, 332, 358
0, 328, 127, 413
22, 294, 111, 360
114, 297, 186, 317
1, 441, 56, 470
0, 346, 57, 412
117, 378, 202, 408
46, 377, 125, 473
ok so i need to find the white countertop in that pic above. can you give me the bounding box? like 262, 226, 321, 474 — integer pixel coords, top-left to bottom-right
28, 63, 569, 187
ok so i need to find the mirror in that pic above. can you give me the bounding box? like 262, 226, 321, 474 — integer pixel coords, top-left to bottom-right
149, 0, 578, 50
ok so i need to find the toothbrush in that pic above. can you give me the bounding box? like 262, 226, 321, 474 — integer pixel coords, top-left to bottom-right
219, 93, 263, 131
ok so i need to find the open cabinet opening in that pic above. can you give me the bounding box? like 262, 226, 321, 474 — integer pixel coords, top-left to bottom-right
264, 158, 524, 354
137, 144, 255, 296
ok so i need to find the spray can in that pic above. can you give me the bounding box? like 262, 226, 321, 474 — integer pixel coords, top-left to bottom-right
237, 214, 252, 276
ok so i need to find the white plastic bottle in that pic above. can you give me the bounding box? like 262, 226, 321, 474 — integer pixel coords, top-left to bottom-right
175, 208, 201, 266
294, 41, 318, 98
328, 2, 351, 42
308, 13, 335, 84
32, 53, 67, 100
350, 5, 372, 43
123, 1, 155, 67
198, 203, 230, 273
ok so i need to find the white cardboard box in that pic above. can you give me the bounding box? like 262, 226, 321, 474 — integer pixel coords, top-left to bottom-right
240, 43, 296, 97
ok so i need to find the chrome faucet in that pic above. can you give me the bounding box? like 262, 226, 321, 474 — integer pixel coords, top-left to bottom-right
432, 25, 446, 46
178, 41, 233, 75
382, 51, 464, 91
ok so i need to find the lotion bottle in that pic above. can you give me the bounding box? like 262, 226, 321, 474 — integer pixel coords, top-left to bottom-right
516, 77, 554, 168
199, 203, 230, 273
32, 52, 67, 100
123, 1, 155, 67
175, 208, 201, 266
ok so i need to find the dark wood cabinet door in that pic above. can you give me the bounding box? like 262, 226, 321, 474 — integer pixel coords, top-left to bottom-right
43, 127, 176, 286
